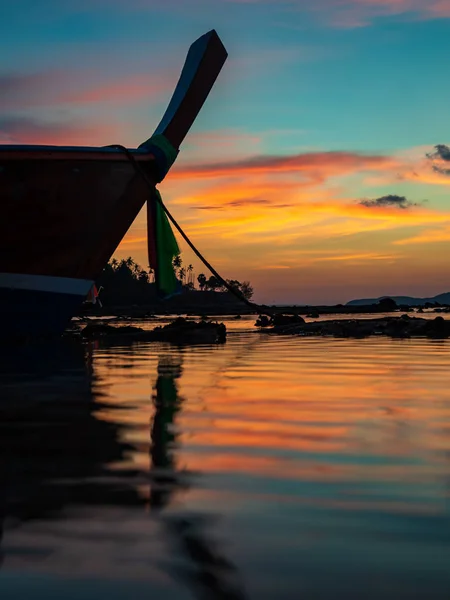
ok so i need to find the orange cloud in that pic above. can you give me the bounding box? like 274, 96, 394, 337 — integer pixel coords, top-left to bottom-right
172, 151, 398, 181
253, 251, 404, 269
162, 152, 445, 246
393, 225, 450, 245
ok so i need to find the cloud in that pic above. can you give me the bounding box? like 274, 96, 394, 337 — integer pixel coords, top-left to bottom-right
359, 194, 422, 209
432, 144, 450, 161
89, 0, 450, 24
426, 144, 450, 176
175, 143, 450, 195
60, 74, 171, 106
0, 116, 120, 145
0, 72, 62, 110
163, 171, 447, 249
320, 0, 450, 27
359, 144, 450, 188
0, 70, 172, 110
393, 224, 450, 245
229, 0, 450, 27
173, 150, 397, 182
252, 250, 401, 268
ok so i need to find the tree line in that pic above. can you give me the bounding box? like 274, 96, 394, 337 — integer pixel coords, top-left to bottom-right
94, 255, 254, 305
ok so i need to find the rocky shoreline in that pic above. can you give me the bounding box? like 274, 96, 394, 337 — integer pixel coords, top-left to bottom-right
61, 313, 450, 345
256, 314, 450, 339
66, 317, 227, 345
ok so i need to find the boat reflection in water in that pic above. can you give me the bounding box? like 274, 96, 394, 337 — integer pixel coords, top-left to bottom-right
149, 352, 185, 512
149, 351, 247, 599
0, 341, 137, 555
0, 340, 246, 600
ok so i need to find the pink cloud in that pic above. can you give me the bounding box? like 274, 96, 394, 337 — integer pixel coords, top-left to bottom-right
322, 0, 450, 27
0, 72, 63, 110
0, 70, 172, 111
0, 116, 122, 145
228, 0, 450, 26
171, 151, 399, 182
59, 74, 172, 105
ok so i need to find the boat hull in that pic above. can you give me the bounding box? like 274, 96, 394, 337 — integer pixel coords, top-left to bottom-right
0, 155, 152, 339
0, 155, 153, 281
0, 274, 93, 338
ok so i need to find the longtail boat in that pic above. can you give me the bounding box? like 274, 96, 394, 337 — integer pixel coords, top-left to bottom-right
0, 30, 227, 338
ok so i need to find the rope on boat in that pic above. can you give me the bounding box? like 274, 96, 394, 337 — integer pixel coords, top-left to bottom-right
107, 143, 258, 311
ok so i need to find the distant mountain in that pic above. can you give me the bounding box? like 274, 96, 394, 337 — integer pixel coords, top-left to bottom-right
346, 292, 450, 306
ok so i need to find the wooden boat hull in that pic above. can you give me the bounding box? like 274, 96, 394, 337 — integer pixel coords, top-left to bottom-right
0, 152, 152, 337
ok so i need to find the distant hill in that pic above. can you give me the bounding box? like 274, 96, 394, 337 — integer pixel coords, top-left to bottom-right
346, 292, 450, 307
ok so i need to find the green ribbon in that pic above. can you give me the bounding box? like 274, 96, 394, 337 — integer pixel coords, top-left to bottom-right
153, 188, 180, 297
140, 134, 181, 296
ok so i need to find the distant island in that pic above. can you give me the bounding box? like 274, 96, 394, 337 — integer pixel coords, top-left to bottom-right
347, 293, 450, 307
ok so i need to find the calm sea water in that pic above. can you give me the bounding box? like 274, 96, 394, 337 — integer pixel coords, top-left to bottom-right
0, 316, 449, 599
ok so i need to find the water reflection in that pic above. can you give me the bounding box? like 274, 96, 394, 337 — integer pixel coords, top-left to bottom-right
0, 342, 138, 555
149, 352, 184, 511
148, 351, 247, 598
1, 331, 450, 598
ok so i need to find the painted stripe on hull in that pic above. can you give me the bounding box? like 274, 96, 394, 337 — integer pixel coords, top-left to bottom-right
0, 274, 93, 338
0, 273, 93, 296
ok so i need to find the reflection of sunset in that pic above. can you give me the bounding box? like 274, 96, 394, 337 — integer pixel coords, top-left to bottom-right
1, 329, 449, 592
94, 331, 450, 519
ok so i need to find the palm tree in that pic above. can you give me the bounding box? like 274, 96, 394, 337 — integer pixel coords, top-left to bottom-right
178, 267, 186, 284
197, 273, 207, 291
132, 261, 141, 278
187, 264, 194, 286
172, 255, 182, 270
110, 258, 118, 270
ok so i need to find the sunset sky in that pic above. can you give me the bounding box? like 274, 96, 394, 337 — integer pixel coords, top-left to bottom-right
2, 0, 450, 304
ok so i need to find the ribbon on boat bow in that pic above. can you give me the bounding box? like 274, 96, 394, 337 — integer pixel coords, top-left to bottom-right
142, 134, 181, 298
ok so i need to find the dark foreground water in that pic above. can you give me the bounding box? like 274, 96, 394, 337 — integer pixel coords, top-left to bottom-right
0, 317, 449, 599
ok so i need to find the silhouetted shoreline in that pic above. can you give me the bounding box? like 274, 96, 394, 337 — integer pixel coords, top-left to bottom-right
80, 298, 450, 319
257, 314, 450, 339
66, 312, 450, 343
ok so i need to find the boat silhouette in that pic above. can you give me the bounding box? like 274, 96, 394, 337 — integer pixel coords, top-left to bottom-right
0, 31, 227, 338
